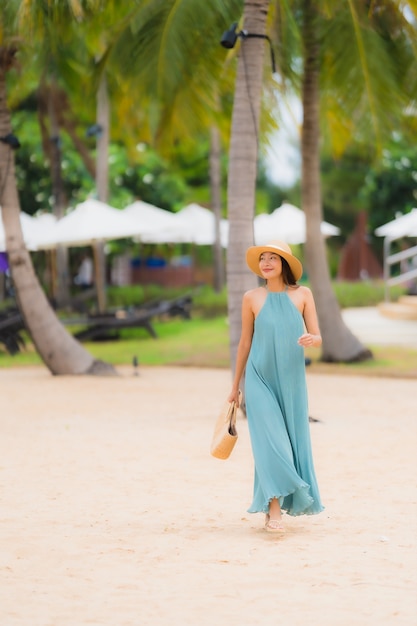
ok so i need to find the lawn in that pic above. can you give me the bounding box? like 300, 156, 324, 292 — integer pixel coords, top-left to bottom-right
1, 316, 416, 378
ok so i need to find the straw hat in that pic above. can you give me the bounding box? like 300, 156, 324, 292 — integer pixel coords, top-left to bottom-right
246, 240, 303, 281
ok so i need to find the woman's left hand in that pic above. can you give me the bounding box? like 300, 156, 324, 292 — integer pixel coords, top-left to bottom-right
298, 333, 315, 347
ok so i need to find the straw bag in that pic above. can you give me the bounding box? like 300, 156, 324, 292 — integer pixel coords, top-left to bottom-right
210, 391, 241, 460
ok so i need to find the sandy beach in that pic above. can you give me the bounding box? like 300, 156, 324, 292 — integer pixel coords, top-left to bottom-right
0, 364, 416, 626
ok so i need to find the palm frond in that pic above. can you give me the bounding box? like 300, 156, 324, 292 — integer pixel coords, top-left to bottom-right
108, 0, 243, 144
320, 0, 416, 154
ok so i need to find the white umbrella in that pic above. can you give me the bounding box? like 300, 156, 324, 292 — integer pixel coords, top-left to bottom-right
24, 213, 58, 250
175, 203, 228, 246
123, 200, 192, 243
374, 209, 417, 238
32, 199, 143, 249
0, 209, 53, 251
254, 202, 340, 244
28, 200, 146, 313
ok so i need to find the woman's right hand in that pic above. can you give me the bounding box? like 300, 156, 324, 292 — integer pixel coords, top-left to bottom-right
228, 388, 241, 406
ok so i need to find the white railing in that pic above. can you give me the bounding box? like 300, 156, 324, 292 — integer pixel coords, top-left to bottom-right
383, 236, 417, 301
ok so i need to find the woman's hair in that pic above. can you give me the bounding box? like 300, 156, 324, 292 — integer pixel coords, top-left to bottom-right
281, 257, 298, 285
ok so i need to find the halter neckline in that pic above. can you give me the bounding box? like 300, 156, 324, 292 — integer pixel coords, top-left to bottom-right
265, 284, 288, 293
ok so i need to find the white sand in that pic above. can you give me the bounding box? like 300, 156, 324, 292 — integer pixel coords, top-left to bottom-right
0, 365, 416, 626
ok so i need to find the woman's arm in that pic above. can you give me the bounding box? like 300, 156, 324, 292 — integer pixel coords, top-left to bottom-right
228, 292, 255, 405
298, 287, 322, 348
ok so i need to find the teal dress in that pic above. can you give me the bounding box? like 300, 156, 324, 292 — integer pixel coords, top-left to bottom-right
245, 290, 324, 516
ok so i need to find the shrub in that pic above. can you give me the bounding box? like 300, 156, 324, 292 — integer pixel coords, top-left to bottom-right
105, 280, 406, 317
331, 281, 406, 308
106, 284, 187, 308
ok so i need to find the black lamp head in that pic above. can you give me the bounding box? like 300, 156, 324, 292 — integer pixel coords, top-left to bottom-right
220, 22, 276, 74
0, 133, 20, 149
220, 22, 239, 49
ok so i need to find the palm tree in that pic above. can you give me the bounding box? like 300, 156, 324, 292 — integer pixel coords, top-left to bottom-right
209, 123, 225, 292
225, 2, 270, 368
226, 0, 416, 366
300, 0, 371, 361
41, 77, 71, 307
92, 73, 110, 313
0, 2, 115, 375
299, 0, 415, 361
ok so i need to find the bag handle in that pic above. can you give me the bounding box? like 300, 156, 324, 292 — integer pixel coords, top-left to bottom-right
229, 389, 242, 427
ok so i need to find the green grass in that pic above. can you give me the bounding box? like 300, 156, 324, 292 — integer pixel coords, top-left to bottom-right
304, 345, 417, 379
0, 317, 230, 369
1, 316, 416, 378
86, 316, 231, 368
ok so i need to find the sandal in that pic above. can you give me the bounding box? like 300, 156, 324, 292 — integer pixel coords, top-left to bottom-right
265, 514, 285, 533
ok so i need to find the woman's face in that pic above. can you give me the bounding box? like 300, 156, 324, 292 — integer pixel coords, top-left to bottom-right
258, 252, 282, 278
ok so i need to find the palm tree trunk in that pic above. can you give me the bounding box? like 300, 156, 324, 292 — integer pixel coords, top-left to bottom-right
0, 64, 115, 375
47, 79, 70, 307
209, 124, 225, 292
94, 72, 110, 313
38, 86, 96, 178
227, 0, 270, 374
301, 0, 372, 362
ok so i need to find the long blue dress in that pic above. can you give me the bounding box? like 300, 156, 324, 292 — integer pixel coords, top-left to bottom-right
245, 290, 324, 516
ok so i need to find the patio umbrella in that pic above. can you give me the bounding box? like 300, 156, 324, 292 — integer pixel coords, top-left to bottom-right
33, 199, 142, 249
123, 200, 192, 243
175, 203, 228, 246
374, 209, 417, 239
254, 202, 340, 245
0, 209, 53, 252
24, 213, 58, 250
30, 199, 146, 313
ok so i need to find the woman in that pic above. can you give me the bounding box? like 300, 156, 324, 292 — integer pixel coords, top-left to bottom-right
228, 240, 324, 533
